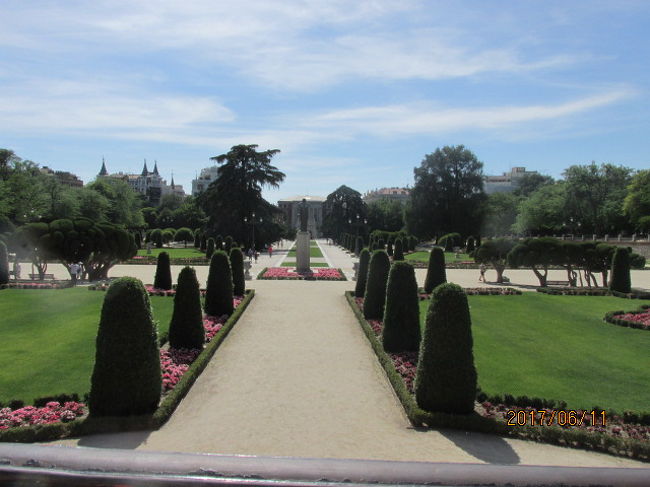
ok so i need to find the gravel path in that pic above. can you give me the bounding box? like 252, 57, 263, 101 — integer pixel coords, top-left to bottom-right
46, 240, 648, 467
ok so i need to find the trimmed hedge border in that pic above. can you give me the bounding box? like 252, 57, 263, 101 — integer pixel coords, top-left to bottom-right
0, 289, 255, 443
604, 305, 650, 331
256, 267, 347, 281
1, 281, 73, 290
121, 257, 209, 266
538, 287, 650, 298
345, 291, 650, 462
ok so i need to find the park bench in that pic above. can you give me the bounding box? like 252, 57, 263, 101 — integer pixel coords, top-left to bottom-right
28, 273, 55, 280
547, 280, 570, 286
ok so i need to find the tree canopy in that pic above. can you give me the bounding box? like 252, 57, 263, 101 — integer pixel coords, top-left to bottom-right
321, 185, 367, 240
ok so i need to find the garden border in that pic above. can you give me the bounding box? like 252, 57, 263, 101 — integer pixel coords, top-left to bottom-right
0, 289, 255, 443
604, 305, 650, 331
257, 267, 347, 281
537, 287, 650, 298
344, 291, 650, 462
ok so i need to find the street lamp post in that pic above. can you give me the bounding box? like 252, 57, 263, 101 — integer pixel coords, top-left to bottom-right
244, 213, 263, 250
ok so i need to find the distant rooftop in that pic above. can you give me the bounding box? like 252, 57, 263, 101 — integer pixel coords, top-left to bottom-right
278, 195, 326, 202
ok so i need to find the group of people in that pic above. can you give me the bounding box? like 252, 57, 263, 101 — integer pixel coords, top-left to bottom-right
246, 245, 275, 263
68, 262, 84, 285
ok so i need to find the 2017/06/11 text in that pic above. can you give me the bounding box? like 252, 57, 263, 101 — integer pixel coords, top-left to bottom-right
506, 410, 607, 427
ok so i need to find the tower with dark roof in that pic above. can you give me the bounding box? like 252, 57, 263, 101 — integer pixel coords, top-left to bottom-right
153, 160, 159, 176
99, 157, 108, 176
141, 159, 149, 176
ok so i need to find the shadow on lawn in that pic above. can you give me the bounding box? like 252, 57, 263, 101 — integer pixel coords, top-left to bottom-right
77, 430, 152, 450
438, 429, 521, 465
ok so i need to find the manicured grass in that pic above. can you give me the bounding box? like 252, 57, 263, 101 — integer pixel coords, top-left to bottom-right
418, 293, 650, 412
286, 247, 324, 258
406, 251, 471, 263
280, 262, 329, 267
136, 248, 206, 259
0, 288, 174, 404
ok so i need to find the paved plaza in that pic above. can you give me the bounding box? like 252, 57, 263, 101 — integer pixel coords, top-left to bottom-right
43, 240, 650, 467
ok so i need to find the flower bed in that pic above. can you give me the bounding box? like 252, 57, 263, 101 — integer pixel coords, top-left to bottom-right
415, 287, 521, 300
257, 266, 346, 281
0, 401, 85, 429
605, 306, 650, 331
539, 287, 650, 298
1, 281, 73, 290
348, 292, 650, 461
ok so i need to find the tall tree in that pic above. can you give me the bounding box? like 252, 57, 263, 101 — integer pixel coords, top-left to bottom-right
623, 169, 650, 231
366, 199, 404, 233
88, 178, 145, 228
512, 172, 554, 197
199, 144, 284, 247
406, 145, 486, 239
512, 182, 567, 235
483, 192, 520, 236
321, 185, 367, 241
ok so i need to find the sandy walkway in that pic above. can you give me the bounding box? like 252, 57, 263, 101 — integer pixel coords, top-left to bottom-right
46, 240, 648, 468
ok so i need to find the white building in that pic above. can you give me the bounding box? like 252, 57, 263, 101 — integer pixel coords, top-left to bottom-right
483, 166, 538, 194
362, 187, 410, 204
278, 195, 325, 238
191, 165, 220, 196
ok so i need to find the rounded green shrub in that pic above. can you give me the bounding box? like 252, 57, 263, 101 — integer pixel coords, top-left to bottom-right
153, 251, 172, 290
204, 250, 234, 316
206, 238, 215, 259
89, 277, 161, 417
230, 247, 245, 296
393, 238, 404, 261
0, 241, 9, 285
424, 247, 446, 294
354, 248, 370, 298
382, 261, 420, 352
415, 283, 477, 414
151, 228, 163, 248
169, 267, 204, 349
363, 250, 390, 320
174, 227, 194, 247
610, 247, 631, 293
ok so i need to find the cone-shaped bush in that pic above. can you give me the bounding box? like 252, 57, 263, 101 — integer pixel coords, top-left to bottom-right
134, 232, 142, 249
230, 247, 245, 296
355, 236, 363, 255
0, 241, 8, 285
382, 261, 420, 352
393, 238, 404, 261
204, 250, 234, 316
363, 250, 390, 319
194, 232, 200, 248
466, 236, 475, 254
206, 238, 215, 259
169, 267, 204, 349
89, 277, 161, 417
216, 235, 224, 251
387, 241, 393, 256
354, 248, 370, 298
378, 238, 385, 250
153, 251, 172, 290
610, 247, 631, 293
224, 235, 233, 253
415, 283, 477, 414
424, 247, 446, 294
200, 235, 207, 251
152, 229, 163, 248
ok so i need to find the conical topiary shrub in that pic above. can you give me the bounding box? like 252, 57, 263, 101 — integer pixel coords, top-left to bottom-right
0, 241, 9, 285
204, 250, 234, 316
610, 247, 631, 293
169, 267, 205, 350
415, 283, 476, 414
216, 235, 224, 251
355, 236, 363, 256
200, 235, 207, 251
224, 235, 233, 253
354, 248, 370, 298
424, 247, 446, 294
387, 241, 394, 256
206, 238, 215, 259
466, 236, 475, 254
382, 261, 420, 352
393, 238, 404, 261
89, 277, 161, 417
194, 232, 200, 248
363, 250, 390, 319
153, 251, 172, 290
230, 247, 245, 296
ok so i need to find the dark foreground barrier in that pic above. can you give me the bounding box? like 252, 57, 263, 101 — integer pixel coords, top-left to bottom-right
1, 443, 649, 486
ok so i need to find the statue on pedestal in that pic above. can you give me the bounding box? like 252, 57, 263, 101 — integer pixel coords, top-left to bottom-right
299, 198, 308, 232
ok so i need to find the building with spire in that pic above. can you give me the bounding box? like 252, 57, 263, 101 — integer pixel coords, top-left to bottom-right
97, 159, 186, 206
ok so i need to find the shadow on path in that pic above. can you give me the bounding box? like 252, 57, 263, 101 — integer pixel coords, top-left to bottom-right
78, 430, 151, 450
439, 429, 521, 465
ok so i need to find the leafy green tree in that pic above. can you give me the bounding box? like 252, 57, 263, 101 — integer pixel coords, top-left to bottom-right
169, 267, 205, 349
174, 227, 194, 247
88, 178, 144, 228
363, 250, 390, 319
89, 277, 161, 416
367, 199, 404, 233
512, 172, 554, 197
483, 192, 520, 236
321, 185, 367, 240
424, 247, 446, 293
199, 144, 285, 248
142, 207, 158, 229
415, 283, 476, 414
204, 250, 234, 316
623, 170, 650, 231
382, 261, 420, 352
406, 145, 486, 239
474, 238, 517, 283
150, 228, 163, 248
153, 251, 172, 290
507, 237, 563, 286
512, 182, 567, 235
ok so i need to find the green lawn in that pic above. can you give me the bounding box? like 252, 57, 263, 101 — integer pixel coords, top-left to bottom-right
419, 293, 650, 412
406, 251, 471, 263
0, 288, 175, 403
136, 247, 206, 259
281, 262, 329, 267
287, 247, 324, 258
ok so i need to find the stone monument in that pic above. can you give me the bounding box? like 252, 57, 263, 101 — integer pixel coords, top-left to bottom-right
296, 198, 311, 273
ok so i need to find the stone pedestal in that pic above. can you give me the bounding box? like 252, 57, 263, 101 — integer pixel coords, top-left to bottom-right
244, 260, 252, 280
296, 231, 311, 273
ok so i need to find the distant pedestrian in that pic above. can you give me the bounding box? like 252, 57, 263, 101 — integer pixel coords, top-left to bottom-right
247, 248, 254, 262
13, 261, 21, 280
76, 262, 83, 281
268, 245, 273, 257
69, 263, 79, 285
254, 251, 259, 263
479, 263, 486, 282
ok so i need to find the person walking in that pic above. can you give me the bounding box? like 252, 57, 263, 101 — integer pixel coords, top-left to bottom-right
69, 262, 79, 285
254, 250, 259, 263
247, 248, 254, 262
268, 245, 273, 258
479, 263, 486, 282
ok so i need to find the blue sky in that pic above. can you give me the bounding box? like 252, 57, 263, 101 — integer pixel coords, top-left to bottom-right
1, 1, 649, 203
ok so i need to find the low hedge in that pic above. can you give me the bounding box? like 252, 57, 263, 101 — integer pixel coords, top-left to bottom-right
345, 291, 650, 462
0, 289, 255, 443
121, 257, 209, 266
0, 281, 73, 290
604, 305, 650, 331
538, 287, 650, 298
